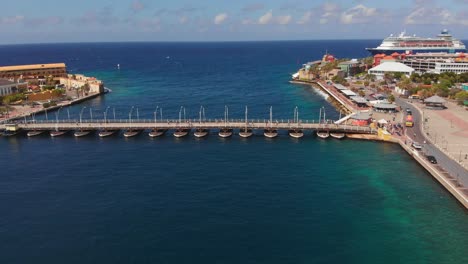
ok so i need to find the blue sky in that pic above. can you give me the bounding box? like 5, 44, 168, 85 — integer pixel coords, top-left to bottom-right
0, 0, 467, 43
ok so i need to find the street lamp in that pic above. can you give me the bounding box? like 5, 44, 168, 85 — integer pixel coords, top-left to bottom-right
55, 107, 62, 123
154, 106, 159, 123
79, 106, 86, 124
129, 106, 134, 123
104, 106, 110, 123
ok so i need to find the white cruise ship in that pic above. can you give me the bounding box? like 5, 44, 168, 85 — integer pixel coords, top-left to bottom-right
367, 30, 466, 55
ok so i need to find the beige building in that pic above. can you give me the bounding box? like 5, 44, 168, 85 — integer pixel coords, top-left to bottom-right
59, 74, 104, 94
0, 63, 67, 80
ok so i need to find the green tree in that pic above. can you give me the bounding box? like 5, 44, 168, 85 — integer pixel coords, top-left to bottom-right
454, 91, 468, 105
388, 94, 395, 103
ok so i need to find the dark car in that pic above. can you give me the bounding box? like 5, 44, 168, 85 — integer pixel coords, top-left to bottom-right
426, 156, 437, 164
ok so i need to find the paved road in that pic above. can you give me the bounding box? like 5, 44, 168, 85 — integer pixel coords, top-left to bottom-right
397, 98, 468, 187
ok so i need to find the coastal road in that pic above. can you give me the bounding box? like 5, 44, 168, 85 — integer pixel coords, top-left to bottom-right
397, 98, 468, 188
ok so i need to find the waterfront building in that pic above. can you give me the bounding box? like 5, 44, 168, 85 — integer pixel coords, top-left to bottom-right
59, 74, 104, 94
0, 63, 67, 80
338, 59, 364, 77
0, 79, 28, 96
432, 61, 468, 74
368, 62, 415, 80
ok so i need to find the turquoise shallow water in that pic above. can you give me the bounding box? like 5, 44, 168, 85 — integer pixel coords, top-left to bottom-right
0, 42, 467, 263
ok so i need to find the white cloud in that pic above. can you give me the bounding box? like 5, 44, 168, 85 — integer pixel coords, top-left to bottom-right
258, 10, 273, 24
340, 4, 377, 24
297, 11, 312, 24
404, 7, 468, 26
276, 15, 292, 25
214, 13, 228, 25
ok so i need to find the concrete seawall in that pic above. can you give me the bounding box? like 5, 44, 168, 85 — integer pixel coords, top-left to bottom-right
397, 139, 468, 209
290, 80, 354, 114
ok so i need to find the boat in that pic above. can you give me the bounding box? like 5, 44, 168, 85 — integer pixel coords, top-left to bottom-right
123, 129, 142, 138
99, 130, 119, 137
194, 106, 208, 138
316, 131, 330, 139
289, 129, 304, 138
174, 128, 189, 138
239, 128, 253, 138
289, 107, 303, 138
1, 130, 21, 137
219, 105, 232, 138
27, 130, 45, 137
149, 128, 167, 137
194, 128, 209, 138
330, 132, 346, 139
264, 129, 278, 138
239, 106, 253, 138
366, 29, 466, 55
264, 106, 277, 138
50, 130, 68, 137
218, 128, 233, 138
74, 130, 93, 137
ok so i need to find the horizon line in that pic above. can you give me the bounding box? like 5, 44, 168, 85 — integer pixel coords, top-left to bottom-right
0, 39, 387, 46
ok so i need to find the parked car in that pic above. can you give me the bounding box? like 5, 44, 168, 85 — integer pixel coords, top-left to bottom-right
426, 156, 437, 164
412, 142, 422, 150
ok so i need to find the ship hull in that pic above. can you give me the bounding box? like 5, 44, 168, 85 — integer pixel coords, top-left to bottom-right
366, 48, 466, 55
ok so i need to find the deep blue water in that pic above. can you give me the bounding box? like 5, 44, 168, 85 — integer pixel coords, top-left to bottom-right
1, 41, 467, 263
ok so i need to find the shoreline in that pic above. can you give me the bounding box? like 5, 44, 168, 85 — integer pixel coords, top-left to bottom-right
291, 79, 468, 209
0, 92, 103, 123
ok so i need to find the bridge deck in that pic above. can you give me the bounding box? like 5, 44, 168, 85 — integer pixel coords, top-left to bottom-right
1, 119, 376, 134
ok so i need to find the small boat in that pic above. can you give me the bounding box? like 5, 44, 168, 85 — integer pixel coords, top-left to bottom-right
316, 131, 330, 139
239, 128, 253, 138
289, 129, 304, 138
264, 129, 278, 138
27, 130, 45, 137
194, 128, 209, 138
174, 128, 189, 138
149, 128, 167, 137
123, 129, 142, 138
74, 130, 93, 137
330, 132, 346, 139
218, 128, 233, 138
99, 130, 119, 137
1, 130, 21, 137
50, 130, 68, 137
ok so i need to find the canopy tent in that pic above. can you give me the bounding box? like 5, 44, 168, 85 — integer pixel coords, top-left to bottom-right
341, 89, 357, 97
424, 95, 446, 104
350, 96, 368, 104
424, 95, 446, 109
378, 119, 388, 124
333, 83, 347, 90
373, 103, 397, 109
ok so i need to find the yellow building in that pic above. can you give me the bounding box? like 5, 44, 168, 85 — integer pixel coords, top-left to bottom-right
0, 63, 67, 80
59, 74, 104, 94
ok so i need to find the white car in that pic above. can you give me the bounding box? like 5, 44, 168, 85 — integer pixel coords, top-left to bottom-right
412, 142, 422, 150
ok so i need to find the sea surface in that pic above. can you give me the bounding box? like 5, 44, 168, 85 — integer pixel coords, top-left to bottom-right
0, 41, 467, 263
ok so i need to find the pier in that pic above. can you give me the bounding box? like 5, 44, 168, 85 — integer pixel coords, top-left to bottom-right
0, 118, 375, 138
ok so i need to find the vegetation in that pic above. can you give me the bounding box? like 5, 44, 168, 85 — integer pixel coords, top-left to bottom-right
387, 94, 395, 103
2, 93, 26, 105
455, 91, 468, 105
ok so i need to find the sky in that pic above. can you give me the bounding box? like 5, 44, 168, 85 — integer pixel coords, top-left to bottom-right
0, 0, 467, 44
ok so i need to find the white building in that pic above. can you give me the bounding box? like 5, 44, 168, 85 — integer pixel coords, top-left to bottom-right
0, 79, 27, 96
433, 62, 468, 74
368, 62, 415, 80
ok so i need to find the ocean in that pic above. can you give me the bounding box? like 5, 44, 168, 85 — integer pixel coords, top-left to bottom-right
0, 41, 467, 263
